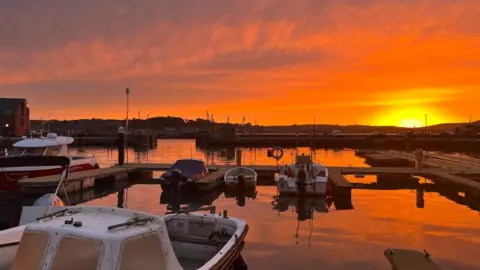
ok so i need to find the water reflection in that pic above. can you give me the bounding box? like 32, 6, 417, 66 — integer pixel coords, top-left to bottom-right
224, 186, 258, 207
0, 181, 132, 230
160, 188, 223, 212
1, 140, 480, 269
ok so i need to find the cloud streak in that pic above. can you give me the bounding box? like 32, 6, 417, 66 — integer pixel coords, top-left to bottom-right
0, 0, 479, 124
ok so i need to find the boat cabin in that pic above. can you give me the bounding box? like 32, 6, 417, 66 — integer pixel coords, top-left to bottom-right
10, 133, 73, 157
6, 206, 246, 270
10, 207, 183, 270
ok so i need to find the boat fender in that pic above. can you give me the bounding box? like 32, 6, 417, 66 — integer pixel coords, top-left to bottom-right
271, 147, 284, 161
33, 194, 66, 207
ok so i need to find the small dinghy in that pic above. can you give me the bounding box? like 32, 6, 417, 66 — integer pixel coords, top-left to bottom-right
276, 154, 328, 196
224, 167, 257, 188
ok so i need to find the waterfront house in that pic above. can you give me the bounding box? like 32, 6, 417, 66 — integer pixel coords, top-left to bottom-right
0, 98, 29, 136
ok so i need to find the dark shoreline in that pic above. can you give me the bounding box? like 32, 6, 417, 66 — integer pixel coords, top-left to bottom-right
1, 135, 479, 154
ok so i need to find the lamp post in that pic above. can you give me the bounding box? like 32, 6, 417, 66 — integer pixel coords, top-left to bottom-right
125, 87, 130, 163
5, 124, 9, 137
424, 114, 428, 134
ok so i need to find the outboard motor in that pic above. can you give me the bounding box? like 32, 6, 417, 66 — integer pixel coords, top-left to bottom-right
238, 175, 246, 188
296, 169, 307, 195
171, 169, 182, 191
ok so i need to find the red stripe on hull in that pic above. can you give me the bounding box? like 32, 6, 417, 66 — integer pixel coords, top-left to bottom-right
0, 163, 98, 191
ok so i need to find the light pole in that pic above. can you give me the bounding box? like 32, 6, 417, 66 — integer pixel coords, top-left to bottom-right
424, 114, 428, 134
125, 87, 130, 163
5, 124, 9, 137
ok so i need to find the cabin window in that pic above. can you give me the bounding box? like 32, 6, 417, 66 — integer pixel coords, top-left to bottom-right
45, 145, 61, 156
51, 235, 103, 270
118, 233, 166, 270
22, 147, 47, 156
11, 231, 50, 270
11, 148, 24, 156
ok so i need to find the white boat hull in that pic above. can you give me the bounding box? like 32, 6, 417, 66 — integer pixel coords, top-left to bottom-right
224, 167, 257, 188
276, 176, 328, 195
276, 162, 328, 196
0, 206, 248, 270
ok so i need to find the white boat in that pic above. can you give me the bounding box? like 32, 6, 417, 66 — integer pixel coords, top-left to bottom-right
0, 133, 99, 191
0, 206, 248, 270
276, 154, 328, 196
0, 157, 249, 270
224, 167, 257, 188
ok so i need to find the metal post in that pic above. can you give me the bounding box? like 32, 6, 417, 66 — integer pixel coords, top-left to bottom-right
415, 149, 424, 170
118, 127, 125, 165
117, 189, 125, 208
424, 114, 428, 134
236, 149, 242, 166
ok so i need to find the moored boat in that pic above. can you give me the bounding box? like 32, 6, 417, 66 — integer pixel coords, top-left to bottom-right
0, 206, 248, 270
0, 133, 98, 190
275, 154, 328, 196
159, 159, 209, 192
0, 156, 249, 270
224, 167, 257, 188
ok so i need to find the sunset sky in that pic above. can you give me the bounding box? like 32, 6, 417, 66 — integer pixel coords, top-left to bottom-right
1, 0, 479, 126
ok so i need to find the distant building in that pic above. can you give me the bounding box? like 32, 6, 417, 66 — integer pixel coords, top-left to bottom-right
0, 98, 30, 136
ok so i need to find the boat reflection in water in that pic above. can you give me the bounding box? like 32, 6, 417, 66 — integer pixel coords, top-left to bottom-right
224, 186, 258, 207
159, 188, 223, 212
272, 195, 331, 245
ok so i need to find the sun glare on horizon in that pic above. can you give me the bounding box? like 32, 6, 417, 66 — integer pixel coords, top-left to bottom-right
370, 106, 452, 128
398, 118, 423, 128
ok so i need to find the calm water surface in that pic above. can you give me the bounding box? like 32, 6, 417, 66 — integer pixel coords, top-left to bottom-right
5, 139, 480, 269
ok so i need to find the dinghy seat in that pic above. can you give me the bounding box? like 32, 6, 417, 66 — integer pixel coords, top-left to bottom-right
167, 218, 233, 247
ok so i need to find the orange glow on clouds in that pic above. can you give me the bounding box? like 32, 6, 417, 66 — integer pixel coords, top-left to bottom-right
0, 1, 479, 125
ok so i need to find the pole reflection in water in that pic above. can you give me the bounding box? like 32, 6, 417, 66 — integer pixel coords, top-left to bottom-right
272, 195, 330, 245
416, 188, 425, 209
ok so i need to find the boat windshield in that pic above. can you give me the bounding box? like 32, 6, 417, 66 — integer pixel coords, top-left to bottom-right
13, 147, 47, 156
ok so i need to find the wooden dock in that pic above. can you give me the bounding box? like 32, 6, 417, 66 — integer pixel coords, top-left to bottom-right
195, 168, 229, 190
16, 150, 480, 194
328, 171, 353, 188
377, 150, 480, 170
18, 167, 137, 194
120, 163, 278, 172
359, 150, 480, 193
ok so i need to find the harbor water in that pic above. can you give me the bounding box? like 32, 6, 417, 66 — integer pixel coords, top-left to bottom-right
2, 139, 480, 269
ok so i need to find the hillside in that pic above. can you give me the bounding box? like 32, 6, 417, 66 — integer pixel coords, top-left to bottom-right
28, 117, 473, 136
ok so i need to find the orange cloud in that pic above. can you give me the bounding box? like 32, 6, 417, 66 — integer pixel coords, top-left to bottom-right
0, 0, 479, 124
